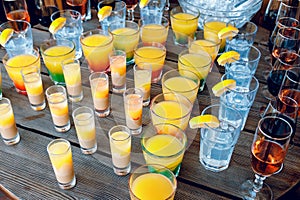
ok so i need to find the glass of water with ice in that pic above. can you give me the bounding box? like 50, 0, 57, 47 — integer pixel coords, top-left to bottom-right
139, 0, 166, 24
199, 104, 243, 172
0, 20, 33, 58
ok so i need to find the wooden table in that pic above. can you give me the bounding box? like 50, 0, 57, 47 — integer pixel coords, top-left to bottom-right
0, 5, 300, 200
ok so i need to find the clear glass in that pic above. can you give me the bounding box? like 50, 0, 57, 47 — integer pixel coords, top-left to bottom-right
62, 59, 83, 102
2, 0, 30, 22
133, 63, 152, 106
45, 85, 70, 132
0, 97, 20, 145
89, 72, 110, 118
109, 50, 127, 93
21, 66, 46, 111
47, 138, 76, 189
123, 88, 144, 135
108, 125, 131, 176
276, 2, 300, 23
66, 0, 91, 21
139, 0, 166, 24
0, 67, 2, 99
72, 106, 97, 154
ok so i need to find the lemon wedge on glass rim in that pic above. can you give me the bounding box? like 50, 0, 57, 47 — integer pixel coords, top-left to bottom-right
218, 26, 239, 39
98, 6, 112, 22
212, 79, 236, 97
189, 114, 220, 129
217, 51, 240, 66
0, 28, 14, 46
49, 17, 66, 34
139, 0, 150, 8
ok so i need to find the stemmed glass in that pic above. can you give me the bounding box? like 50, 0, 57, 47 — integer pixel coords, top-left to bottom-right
240, 116, 293, 200
124, 0, 138, 21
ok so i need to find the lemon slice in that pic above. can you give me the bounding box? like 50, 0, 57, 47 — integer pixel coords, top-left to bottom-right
212, 79, 236, 97
49, 17, 66, 34
140, 0, 150, 8
217, 51, 240, 66
0, 28, 14, 46
218, 26, 239, 39
98, 6, 112, 22
189, 114, 220, 129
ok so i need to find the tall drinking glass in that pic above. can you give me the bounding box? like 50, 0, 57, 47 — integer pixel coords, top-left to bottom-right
133, 63, 152, 106
139, 0, 166, 24
109, 50, 127, 93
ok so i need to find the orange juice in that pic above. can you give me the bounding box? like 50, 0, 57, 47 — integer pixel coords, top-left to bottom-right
81, 34, 113, 72
140, 24, 168, 45
131, 173, 175, 200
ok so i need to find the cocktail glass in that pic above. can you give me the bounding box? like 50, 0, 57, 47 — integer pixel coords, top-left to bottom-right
21, 66, 46, 111
80, 29, 113, 72
139, 16, 169, 46
51, 9, 83, 59
170, 6, 199, 46
40, 39, 76, 85
129, 164, 177, 200
133, 63, 152, 106
0, 20, 33, 57
45, 85, 71, 133
109, 20, 139, 64
47, 138, 76, 189
62, 58, 83, 102
150, 92, 192, 131
178, 49, 212, 92
139, 0, 166, 24
3, 47, 40, 95
0, 97, 20, 145
123, 88, 143, 135
141, 123, 187, 176
89, 72, 110, 118
162, 69, 200, 105
134, 42, 166, 83
72, 106, 97, 154
109, 50, 127, 93
108, 125, 131, 176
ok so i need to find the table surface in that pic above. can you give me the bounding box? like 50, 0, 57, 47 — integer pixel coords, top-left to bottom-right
0, 3, 300, 200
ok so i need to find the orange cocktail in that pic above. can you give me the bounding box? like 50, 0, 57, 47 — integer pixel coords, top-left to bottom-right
80, 29, 113, 72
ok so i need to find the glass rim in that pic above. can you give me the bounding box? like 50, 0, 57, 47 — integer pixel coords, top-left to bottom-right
108, 125, 131, 142
278, 26, 300, 40
62, 58, 80, 69
134, 42, 166, 59
139, 16, 170, 29
277, 16, 300, 27
40, 39, 76, 57
89, 71, 109, 82
47, 138, 71, 156
190, 33, 221, 47
231, 45, 261, 63
0, 97, 11, 110
21, 66, 41, 81
50, 9, 82, 22
80, 29, 113, 47
0, 20, 31, 31
133, 63, 152, 71
277, 51, 300, 67
72, 106, 94, 122
109, 20, 140, 36
280, 2, 300, 9
286, 68, 300, 85
178, 49, 212, 69
123, 88, 144, 99
170, 6, 200, 20
97, 0, 126, 13
45, 85, 67, 104
3, 47, 40, 69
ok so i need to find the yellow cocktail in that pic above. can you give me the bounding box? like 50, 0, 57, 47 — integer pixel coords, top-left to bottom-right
109, 50, 127, 93
133, 63, 152, 106
80, 30, 113, 72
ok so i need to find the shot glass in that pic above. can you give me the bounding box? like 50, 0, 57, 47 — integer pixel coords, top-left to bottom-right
45, 85, 71, 132
80, 29, 113, 72
51, 9, 83, 59
40, 39, 76, 85
150, 92, 192, 131
133, 63, 152, 106
0, 20, 33, 57
220, 71, 259, 130
139, 16, 169, 46
72, 106, 97, 154
0, 66, 2, 99
199, 104, 243, 172
21, 66, 46, 111
162, 69, 200, 104
139, 0, 166, 24
47, 138, 76, 189
225, 21, 258, 58
178, 49, 212, 92
0, 98, 20, 145
108, 125, 131, 176
170, 6, 200, 46
129, 164, 177, 200
97, 0, 126, 32
62, 59, 83, 102
2, 47, 41, 95
123, 88, 143, 135
134, 42, 166, 83
89, 72, 110, 117
2, 0, 30, 22
141, 123, 187, 176
109, 50, 127, 93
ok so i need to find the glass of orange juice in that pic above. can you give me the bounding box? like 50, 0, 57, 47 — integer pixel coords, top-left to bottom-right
2, 47, 40, 95
170, 6, 199, 46
150, 92, 192, 131
80, 29, 113, 72
134, 42, 166, 83
40, 39, 76, 85
129, 164, 177, 200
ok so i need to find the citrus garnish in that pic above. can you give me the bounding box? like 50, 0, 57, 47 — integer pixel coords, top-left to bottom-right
139, 0, 150, 8
49, 17, 66, 34
0, 28, 14, 46
218, 26, 239, 39
212, 79, 236, 97
189, 114, 220, 129
98, 6, 112, 22
217, 51, 240, 66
